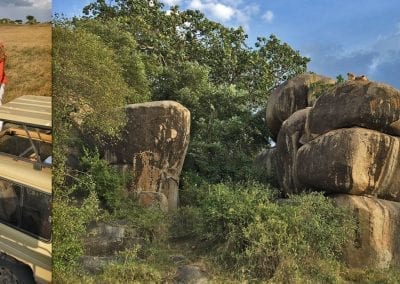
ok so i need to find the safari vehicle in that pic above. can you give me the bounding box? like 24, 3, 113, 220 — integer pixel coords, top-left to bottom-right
0, 95, 51, 283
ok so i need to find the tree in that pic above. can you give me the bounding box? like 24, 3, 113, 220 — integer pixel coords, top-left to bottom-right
75, 19, 151, 104
26, 15, 38, 24
58, 0, 310, 183
53, 21, 130, 148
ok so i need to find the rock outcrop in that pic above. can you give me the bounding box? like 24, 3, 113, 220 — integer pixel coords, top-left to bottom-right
333, 195, 400, 269
105, 101, 191, 211
307, 81, 400, 138
264, 74, 400, 269
268, 76, 400, 199
296, 127, 400, 201
276, 107, 310, 194
266, 73, 335, 140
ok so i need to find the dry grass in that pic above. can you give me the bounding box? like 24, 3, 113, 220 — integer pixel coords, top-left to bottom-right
0, 24, 51, 102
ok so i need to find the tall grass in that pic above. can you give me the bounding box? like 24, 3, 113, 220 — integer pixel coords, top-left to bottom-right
0, 25, 51, 101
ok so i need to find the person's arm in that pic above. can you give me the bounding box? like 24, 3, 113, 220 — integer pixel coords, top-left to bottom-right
0, 60, 7, 103
0, 60, 7, 85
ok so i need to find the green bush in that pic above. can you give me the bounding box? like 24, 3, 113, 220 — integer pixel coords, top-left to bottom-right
110, 196, 170, 244
98, 262, 162, 284
79, 148, 126, 211
173, 181, 355, 281
343, 267, 400, 284
53, 20, 130, 145
52, 191, 100, 276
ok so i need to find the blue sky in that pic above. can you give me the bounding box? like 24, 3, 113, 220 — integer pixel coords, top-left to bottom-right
53, 0, 400, 88
0, 0, 51, 22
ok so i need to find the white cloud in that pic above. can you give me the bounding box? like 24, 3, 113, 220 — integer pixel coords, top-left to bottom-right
210, 3, 235, 21
32, 0, 50, 8
303, 23, 400, 88
367, 30, 400, 74
163, 0, 182, 6
395, 22, 400, 35
236, 3, 259, 30
188, 0, 235, 21
262, 10, 274, 23
188, 0, 203, 10
181, 1, 261, 31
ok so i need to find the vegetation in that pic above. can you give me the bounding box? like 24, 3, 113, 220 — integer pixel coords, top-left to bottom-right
52, 0, 398, 283
174, 184, 356, 282
26, 15, 38, 25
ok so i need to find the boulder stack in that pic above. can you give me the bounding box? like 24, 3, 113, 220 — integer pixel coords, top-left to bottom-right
264, 74, 400, 269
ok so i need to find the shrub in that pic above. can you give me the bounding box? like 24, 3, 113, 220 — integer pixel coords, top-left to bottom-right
241, 193, 355, 282
98, 262, 162, 284
52, 191, 100, 276
110, 197, 170, 244
79, 148, 126, 211
173, 181, 355, 281
343, 267, 400, 284
53, 21, 129, 144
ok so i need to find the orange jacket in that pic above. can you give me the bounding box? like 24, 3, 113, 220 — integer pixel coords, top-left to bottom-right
0, 42, 7, 85
0, 60, 7, 85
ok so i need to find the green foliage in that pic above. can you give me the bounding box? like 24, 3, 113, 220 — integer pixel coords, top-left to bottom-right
89, 245, 163, 283
76, 18, 151, 104
152, 61, 212, 111
79, 148, 126, 210
52, 191, 100, 275
26, 15, 38, 24
336, 74, 345, 83
343, 267, 400, 283
52, 2, 325, 282
53, 20, 129, 144
309, 80, 336, 99
249, 35, 310, 103
109, 196, 170, 244
57, 0, 310, 183
154, 67, 269, 182
174, 182, 355, 281
98, 262, 162, 283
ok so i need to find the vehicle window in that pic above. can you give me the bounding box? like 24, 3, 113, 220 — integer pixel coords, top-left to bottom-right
0, 180, 51, 241
0, 180, 19, 226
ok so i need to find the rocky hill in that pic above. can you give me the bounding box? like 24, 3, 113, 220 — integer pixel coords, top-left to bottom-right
263, 73, 400, 269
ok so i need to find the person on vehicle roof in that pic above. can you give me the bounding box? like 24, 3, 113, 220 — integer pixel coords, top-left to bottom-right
0, 42, 8, 104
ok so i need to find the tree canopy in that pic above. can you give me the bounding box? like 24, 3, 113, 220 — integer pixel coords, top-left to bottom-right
54, 0, 309, 183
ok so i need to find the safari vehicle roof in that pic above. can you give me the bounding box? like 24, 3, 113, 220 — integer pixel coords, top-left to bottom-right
0, 153, 51, 194
0, 95, 51, 129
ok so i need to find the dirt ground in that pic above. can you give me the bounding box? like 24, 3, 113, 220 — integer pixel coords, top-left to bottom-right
0, 24, 52, 101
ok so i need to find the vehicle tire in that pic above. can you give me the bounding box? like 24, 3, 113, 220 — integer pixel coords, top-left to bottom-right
0, 255, 36, 284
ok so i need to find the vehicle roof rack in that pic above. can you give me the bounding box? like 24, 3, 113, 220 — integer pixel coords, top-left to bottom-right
0, 95, 51, 129
0, 153, 51, 193
0, 96, 52, 170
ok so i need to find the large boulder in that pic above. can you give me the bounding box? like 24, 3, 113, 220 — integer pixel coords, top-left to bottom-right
333, 195, 400, 269
296, 127, 400, 201
276, 108, 311, 195
307, 81, 400, 138
105, 101, 191, 211
266, 73, 335, 140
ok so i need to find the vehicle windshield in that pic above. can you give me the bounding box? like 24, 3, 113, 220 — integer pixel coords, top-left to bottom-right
0, 179, 51, 241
